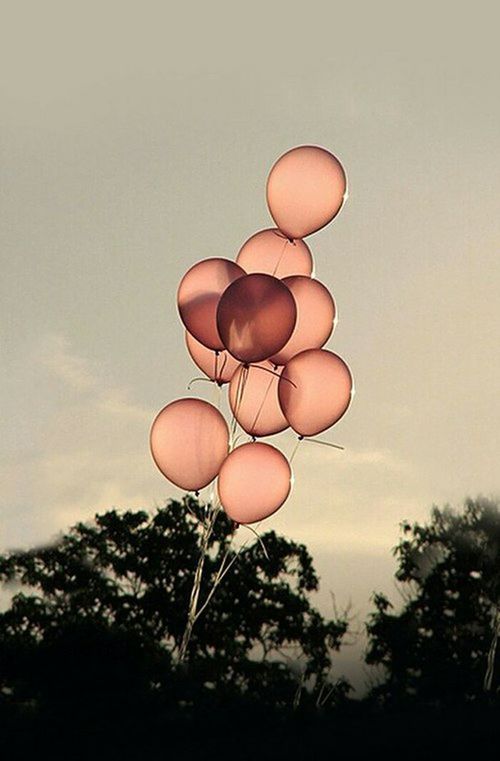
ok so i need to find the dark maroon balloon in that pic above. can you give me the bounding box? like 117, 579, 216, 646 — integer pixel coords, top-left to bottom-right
216, 273, 297, 364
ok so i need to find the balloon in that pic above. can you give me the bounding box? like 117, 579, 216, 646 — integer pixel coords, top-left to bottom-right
269, 276, 336, 366
236, 228, 313, 279
278, 349, 353, 437
216, 273, 297, 364
177, 258, 246, 351
229, 362, 288, 437
150, 398, 229, 491
266, 146, 347, 240
217, 442, 292, 524
185, 331, 239, 385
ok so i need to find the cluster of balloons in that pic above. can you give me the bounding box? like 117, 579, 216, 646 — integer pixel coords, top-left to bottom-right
150, 146, 354, 525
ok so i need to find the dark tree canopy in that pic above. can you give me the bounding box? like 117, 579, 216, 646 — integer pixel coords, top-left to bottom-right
3, 496, 500, 758
366, 496, 500, 706
0, 496, 349, 725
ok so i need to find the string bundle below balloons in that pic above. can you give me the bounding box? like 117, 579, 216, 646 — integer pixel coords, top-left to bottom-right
150, 145, 354, 527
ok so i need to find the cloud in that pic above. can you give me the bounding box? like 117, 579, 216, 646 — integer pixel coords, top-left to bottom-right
1, 333, 170, 549
261, 433, 428, 556
35, 333, 98, 392
302, 444, 411, 472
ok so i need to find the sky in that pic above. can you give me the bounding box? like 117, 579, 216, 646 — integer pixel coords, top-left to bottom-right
1, 1, 499, 691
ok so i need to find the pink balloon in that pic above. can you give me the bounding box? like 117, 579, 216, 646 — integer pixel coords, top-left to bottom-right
236, 228, 313, 278
266, 146, 347, 240
217, 442, 292, 524
150, 398, 229, 491
177, 258, 246, 351
278, 349, 353, 437
229, 362, 288, 437
216, 273, 297, 364
185, 331, 239, 385
269, 276, 336, 366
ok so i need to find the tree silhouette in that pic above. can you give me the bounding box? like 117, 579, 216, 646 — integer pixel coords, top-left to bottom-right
0, 496, 349, 740
4, 497, 500, 758
366, 496, 500, 706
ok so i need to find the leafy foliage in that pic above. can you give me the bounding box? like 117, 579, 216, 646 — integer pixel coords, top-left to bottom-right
0, 496, 349, 718
366, 496, 500, 705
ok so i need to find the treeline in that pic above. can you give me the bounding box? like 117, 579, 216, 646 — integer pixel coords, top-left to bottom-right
1, 496, 499, 758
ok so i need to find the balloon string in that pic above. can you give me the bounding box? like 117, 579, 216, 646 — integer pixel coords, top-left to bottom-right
240, 523, 269, 559
289, 436, 303, 463
178, 501, 220, 661
213, 350, 219, 382
238, 364, 249, 416
305, 438, 345, 450
230, 364, 249, 445
219, 352, 228, 379
229, 367, 243, 441
250, 364, 297, 388
213, 378, 222, 409
249, 375, 274, 435
187, 377, 213, 389
229, 392, 241, 445
179, 364, 250, 659
272, 238, 291, 277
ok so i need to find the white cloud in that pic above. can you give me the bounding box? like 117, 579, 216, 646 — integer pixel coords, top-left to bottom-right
260, 434, 429, 556
35, 333, 98, 392
1, 333, 170, 549
299, 444, 412, 472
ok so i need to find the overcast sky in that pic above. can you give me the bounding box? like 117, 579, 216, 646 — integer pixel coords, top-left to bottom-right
1, 1, 499, 690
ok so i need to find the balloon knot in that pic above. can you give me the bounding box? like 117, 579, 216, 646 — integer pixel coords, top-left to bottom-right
298, 435, 304, 441
194, 490, 200, 497
232, 521, 240, 531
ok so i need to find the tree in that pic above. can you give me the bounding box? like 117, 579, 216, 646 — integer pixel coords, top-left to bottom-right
0, 496, 349, 727
366, 496, 500, 706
